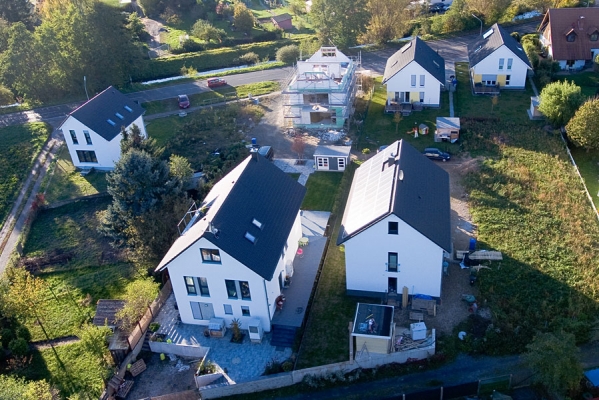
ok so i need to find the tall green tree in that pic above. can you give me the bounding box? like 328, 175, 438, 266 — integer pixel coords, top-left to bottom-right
360, 0, 410, 45
565, 97, 599, 150
310, 0, 369, 48
233, 2, 254, 34
524, 331, 582, 394
191, 19, 225, 42
538, 80, 584, 127
466, 0, 511, 25
0, 0, 34, 27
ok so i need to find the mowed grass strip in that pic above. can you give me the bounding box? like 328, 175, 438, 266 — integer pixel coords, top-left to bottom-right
141, 81, 279, 115
296, 163, 371, 368
0, 122, 52, 229
462, 120, 599, 352
301, 172, 344, 211
43, 146, 108, 204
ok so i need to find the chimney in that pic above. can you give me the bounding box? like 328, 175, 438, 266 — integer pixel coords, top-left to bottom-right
387, 156, 395, 167
250, 148, 258, 161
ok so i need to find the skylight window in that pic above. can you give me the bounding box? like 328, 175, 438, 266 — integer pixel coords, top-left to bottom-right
115, 112, 124, 120
244, 232, 256, 243
483, 29, 494, 39
124, 105, 133, 112
433, 60, 440, 68
252, 218, 263, 229
107, 119, 116, 126
400, 42, 412, 53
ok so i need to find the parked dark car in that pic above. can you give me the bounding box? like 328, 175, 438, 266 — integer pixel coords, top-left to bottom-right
258, 145, 274, 160
178, 94, 190, 109
423, 147, 451, 162
207, 78, 227, 88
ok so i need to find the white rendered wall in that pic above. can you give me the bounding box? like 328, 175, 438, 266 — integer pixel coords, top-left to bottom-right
471, 45, 529, 88
343, 215, 444, 297
384, 61, 442, 106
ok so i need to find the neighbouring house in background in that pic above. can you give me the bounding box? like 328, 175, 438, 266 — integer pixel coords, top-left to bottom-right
435, 117, 460, 143
271, 13, 293, 30
155, 152, 306, 334
468, 23, 531, 93
313, 145, 352, 171
283, 46, 358, 129
538, 8, 599, 70
338, 139, 451, 300
59, 86, 146, 171
382, 37, 445, 114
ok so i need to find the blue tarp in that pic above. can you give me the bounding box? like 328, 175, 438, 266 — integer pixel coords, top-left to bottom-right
585, 368, 599, 387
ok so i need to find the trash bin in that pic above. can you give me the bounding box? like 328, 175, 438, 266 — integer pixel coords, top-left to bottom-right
469, 238, 477, 252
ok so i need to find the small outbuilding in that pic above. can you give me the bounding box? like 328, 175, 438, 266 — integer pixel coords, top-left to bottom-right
435, 117, 460, 143
271, 13, 293, 30
351, 303, 395, 356
528, 96, 543, 120
93, 300, 130, 364
313, 145, 351, 171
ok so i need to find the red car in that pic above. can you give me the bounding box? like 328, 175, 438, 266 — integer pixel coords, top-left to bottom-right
178, 94, 190, 109
207, 78, 227, 88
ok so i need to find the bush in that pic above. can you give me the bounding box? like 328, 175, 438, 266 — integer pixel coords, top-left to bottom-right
362, 148, 371, 154
238, 52, 260, 65
276, 44, 300, 65
149, 323, 160, 332
171, 39, 204, 55
9, 337, 29, 357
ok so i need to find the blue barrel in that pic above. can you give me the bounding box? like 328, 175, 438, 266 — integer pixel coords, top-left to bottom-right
251, 137, 257, 146
469, 238, 477, 252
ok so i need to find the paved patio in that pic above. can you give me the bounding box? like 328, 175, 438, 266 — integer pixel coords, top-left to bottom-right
152, 294, 292, 383
272, 211, 331, 327
150, 211, 330, 383
274, 158, 315, 185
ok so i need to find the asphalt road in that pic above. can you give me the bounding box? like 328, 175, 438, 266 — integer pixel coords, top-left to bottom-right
0, 20, 540, 128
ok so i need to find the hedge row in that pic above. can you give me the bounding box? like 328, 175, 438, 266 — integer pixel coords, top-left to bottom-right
135, 39, 297, 82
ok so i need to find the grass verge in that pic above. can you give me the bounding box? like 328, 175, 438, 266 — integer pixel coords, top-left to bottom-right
570, 147, 599, 211
0, 123, 52, 230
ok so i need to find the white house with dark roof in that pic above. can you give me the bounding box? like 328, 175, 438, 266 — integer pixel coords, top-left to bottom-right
382, 37, 445, 112
59, 86, 146, 170
468, 23, 531, 92
337, 140, 451, 300
155, 153, 306, 333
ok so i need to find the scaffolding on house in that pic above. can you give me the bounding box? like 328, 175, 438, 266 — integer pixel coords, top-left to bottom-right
282, 52, 362, 129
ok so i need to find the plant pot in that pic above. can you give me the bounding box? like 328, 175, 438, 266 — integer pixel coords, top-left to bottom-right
230, 333, 246, 344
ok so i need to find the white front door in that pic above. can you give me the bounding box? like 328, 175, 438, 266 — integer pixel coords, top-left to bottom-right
317, 157, 329, 170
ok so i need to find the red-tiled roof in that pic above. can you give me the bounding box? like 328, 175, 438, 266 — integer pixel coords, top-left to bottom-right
539, 8, 599, 62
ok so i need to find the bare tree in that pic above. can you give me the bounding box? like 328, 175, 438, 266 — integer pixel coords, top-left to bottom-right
291, 136, 306, 161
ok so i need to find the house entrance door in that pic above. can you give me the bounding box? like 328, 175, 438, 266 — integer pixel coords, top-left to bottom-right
388, 277, 397, 294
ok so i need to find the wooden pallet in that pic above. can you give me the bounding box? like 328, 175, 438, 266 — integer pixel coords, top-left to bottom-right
116, 380, 134, 399
409, 311, 424, 322
129, 359, 146, 378
411, 298, 436, 316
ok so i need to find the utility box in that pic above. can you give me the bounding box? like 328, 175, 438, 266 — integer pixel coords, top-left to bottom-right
410, 322, 427, 340
248, 319, 264, 343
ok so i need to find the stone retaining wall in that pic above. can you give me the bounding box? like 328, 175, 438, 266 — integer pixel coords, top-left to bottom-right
149, 341, 209, 359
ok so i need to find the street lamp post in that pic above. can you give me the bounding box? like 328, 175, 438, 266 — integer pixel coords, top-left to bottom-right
84, 76, 89, 101
472, 14, 483, 37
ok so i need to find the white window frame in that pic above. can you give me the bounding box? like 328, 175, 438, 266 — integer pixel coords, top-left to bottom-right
507, 58, 513, 70
505, 75, 511, 86
338, 157, 345, 170
419, 75, 425, 87
411, 75, 416, 87
317, 157, 329, 168
498, 58, 504, 70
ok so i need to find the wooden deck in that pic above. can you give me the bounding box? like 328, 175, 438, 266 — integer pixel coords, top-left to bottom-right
473, 84, 500, 95
385, 102, 424, 115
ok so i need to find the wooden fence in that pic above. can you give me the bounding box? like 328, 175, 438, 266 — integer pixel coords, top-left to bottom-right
126, 280, 172, 352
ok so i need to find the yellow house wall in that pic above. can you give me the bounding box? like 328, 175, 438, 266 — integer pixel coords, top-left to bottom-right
472, 74, 482, 83
410, 91, 420, 103
496, 75, 506, 86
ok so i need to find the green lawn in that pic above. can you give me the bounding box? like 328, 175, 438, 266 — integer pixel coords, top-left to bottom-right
453, 62, 542, 125
554, 71, 599, 98
570, 147, 599, 210
22, 197, 136, 340
142, 81, 279, 115
42, 146, 108, 204
301, 172, 344, 211
0, 123, 52, 230
361, 78, 452, 152
20, 343, 110, 398
460, 120, 599, 353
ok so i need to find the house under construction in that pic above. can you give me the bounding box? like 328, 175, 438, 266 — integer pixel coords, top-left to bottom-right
282, 47, 360, 130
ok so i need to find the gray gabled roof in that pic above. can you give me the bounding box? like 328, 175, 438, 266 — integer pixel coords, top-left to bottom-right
382, 37, 446, 85
338, 140, 451, 252
468, 23, 531, 68
272, 13, 292, 23
65, 86, 144, 142
313, 145, 352, 158
156, 154, 306, 281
